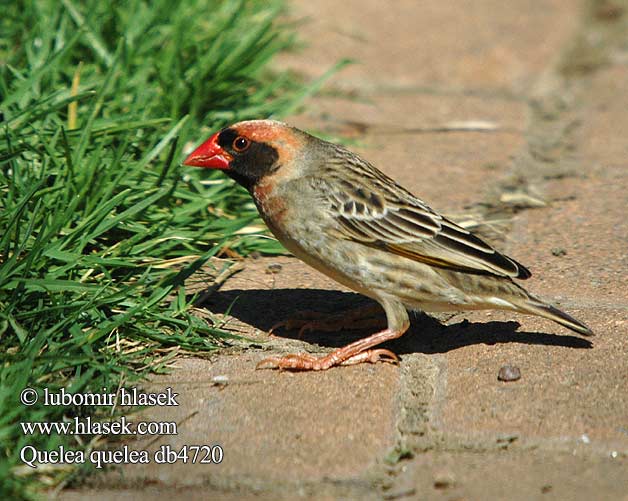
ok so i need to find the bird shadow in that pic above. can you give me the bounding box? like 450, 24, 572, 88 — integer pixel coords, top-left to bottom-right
202, 288, 592, 354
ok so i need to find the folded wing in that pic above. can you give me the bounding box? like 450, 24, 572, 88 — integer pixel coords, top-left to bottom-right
318, 155, 531, 280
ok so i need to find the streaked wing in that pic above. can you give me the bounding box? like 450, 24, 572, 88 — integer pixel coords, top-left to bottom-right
317, 147, 531, 279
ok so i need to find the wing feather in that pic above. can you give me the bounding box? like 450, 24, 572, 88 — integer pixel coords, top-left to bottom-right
316, 150, 531, 279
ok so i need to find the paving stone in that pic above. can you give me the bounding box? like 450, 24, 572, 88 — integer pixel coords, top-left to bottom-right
389, 450, 627, 501
440, 307, 628, 452
506, 174, 628, 303
278, 0, 581, 92
437, 56, 628, 461
129, 357, 398, 483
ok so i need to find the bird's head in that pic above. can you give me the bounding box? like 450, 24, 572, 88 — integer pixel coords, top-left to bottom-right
183, 119, 308, 190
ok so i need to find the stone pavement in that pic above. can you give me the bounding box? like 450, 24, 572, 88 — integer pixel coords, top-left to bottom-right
59, 0, 628, 499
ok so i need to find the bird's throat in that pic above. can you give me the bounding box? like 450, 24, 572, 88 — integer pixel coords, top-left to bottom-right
253, 182, 287, 223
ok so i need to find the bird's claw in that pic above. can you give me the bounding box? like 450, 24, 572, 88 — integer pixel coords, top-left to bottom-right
255, 348, 399, 371
341, 348, 399, 366
255, 357, 282, 370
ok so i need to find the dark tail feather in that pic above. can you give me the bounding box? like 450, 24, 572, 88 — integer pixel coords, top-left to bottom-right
524, 301, 593, 337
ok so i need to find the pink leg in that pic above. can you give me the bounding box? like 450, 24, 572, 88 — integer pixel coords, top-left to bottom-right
256, 327, 406, 371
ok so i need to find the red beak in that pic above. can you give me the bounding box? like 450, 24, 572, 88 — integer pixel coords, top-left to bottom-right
183, 132, 232, 169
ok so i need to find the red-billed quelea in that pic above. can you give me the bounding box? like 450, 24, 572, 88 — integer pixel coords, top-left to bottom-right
183, 120, 592, 371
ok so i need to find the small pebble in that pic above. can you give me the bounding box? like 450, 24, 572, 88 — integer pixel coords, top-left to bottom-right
551, 247, 567, 257
211, 375, 229, 386
266, 263, 283, 274
498, 365, 521, 382
433, 472, 455, 490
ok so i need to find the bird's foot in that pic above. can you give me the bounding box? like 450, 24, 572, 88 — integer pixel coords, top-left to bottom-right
256, 348, 398, 371
269, 304, 384, 338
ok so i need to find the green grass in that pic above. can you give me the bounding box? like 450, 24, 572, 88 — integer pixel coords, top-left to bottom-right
0, 0, 343, 497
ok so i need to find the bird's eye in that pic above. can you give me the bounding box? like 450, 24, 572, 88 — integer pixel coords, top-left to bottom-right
233, 136, 250, 152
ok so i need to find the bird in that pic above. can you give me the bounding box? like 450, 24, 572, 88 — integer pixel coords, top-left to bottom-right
183, 119, 593, 371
